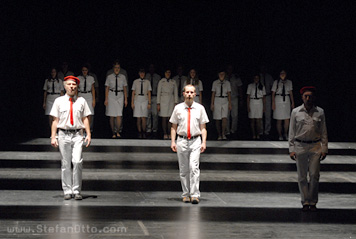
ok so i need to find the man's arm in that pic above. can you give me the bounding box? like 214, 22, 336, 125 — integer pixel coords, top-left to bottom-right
210, 91, 215, 111
200, 123, 207, 153
227, 91, 232, 111
289, 110, 296, 160
170, 123, 178, 152
124, 86, 128, 107
51, 117, 59, 147
82, 116, 91, 147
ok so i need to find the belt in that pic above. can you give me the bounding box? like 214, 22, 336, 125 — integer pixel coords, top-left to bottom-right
250, 98, 262, 100
80, 91, 91, 93
138, 94, 145, 96
295, 139, 321, 144
217, 96, 228, 98
151, 94, 157, 96
59, 128, 83, 134
110, 89, 123, 92
47, 92, 60, 95
276, 94, 289, 96
178, 135, 201, 140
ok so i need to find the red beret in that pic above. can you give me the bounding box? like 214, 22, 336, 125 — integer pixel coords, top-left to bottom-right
300, 86, 316, 95
64, 75, 80, 84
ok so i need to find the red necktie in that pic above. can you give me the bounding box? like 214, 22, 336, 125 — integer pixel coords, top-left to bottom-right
69, 98, 74, 125
187, 107, 191, 139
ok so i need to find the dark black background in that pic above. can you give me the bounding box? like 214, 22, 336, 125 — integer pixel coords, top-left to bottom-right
1, 0, 355, 142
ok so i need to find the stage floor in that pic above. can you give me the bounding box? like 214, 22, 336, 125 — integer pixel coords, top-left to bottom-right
0, 139, 355, 238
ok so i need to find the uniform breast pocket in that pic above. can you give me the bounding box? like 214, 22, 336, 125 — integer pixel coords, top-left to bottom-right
313, 117, 321, 128
59, 108, 68, 118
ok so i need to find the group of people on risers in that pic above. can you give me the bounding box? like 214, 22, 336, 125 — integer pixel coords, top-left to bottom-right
43, 60, 296, 141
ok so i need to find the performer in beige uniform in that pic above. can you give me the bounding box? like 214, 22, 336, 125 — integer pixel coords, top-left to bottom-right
50, 76, 91, 200
170, 84, 209, 204
157, 69, 178, 139
289, 86, 328, 212
131, 68, 152, 138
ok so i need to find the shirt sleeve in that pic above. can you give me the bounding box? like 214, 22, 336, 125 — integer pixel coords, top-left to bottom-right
199, 80, 203, 91
82, 99, 92, 117
105, 76, 110, 87
131, 80, 136, 91
237, 78, 243, 87
288, 109, 297, 153
49, 98, 60, 118
211, 81, 216, 92
200, 107, 209, 124
262, 86, 266, 95
320, 109, 328, 153
226, 81, 232, 92
169, 106, 179, 124
43, 80, 48, 91
148, 80, 152, 91
271, 80, 277, 92
246, 84, 251, 95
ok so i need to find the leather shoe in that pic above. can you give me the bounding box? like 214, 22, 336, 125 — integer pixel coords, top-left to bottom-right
310, 205, 317, 212
64, 194, 72, 200
302, 205, 309, 212
191, 197, 199, 204
74, 194, 83, 200
182, 196, 190, 203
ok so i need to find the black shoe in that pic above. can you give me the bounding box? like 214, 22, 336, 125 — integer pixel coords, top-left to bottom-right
309, 205, 317, 212
302, 205, 309, 212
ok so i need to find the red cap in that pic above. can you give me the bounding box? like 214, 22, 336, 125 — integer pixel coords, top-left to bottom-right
300, 86, 316, 95
64, 75, 80, 84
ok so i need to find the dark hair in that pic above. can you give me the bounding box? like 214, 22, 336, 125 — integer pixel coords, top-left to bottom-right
49, 67, 59, 82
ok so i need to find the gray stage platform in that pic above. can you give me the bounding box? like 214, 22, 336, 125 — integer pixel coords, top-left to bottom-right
0, 139, 355, 238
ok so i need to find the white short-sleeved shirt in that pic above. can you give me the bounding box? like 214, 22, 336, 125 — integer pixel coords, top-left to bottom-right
50, 94, 91, 129
105, 73, 127, 91
227, 74, 243, 98
132, 78, 152, 100
271, 79, 293, 95
169, 101, 209, 137
157, 78, 179, 104
43, 79, 64, 93
212, 79, 231, 96
183, 79, 203, 95
246, 83, 266, 98
106, 68, 128, 81
145, 73, 161, 96
77, 75, 95, 93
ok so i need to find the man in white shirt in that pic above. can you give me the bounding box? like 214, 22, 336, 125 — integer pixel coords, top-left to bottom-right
50, 76, 91, 200
289, 86, 328, 212
170, 84, 209, 204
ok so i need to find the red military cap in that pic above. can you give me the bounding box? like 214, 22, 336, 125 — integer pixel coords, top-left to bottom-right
300, 86, 316, 95
64, 75, 80, 84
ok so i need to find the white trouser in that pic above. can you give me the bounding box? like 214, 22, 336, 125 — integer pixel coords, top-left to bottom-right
177, 136, 201, 198
264, 95, 272, 134
147, 96, 158, 132
58, 130, 84, 195
295, 141, 321, 206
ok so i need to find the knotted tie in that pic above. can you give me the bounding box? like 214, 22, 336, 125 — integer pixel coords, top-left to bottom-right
52, 79, 55, 94
220, 82, 223, 97
84, 76, 87, 92
255, 83, 258, 99
140, 79, 144, 95
281, 82, 286, 102
115, 75, 118, 96
69, 97, 74, 125
187, 107, 191, 139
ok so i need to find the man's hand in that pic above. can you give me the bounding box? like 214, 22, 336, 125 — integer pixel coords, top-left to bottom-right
51, 137, 58, 148
171, 141, 177, 152
84, 134, 91, 147
290, 152, 296, 161
200, 142, 206, 153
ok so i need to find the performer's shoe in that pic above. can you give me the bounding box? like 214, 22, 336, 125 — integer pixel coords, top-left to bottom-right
222, 135, 227, 140
182, 197, 191, 203
64, 194, 72, 200
309, 205, 317, 212
191, 197, 199, 204
74, 194, 83, 200
302, 205, 309, 212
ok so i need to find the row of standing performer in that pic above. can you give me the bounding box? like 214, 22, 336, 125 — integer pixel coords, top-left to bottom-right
44, 60, 296, 140
49, 76, 328, 212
